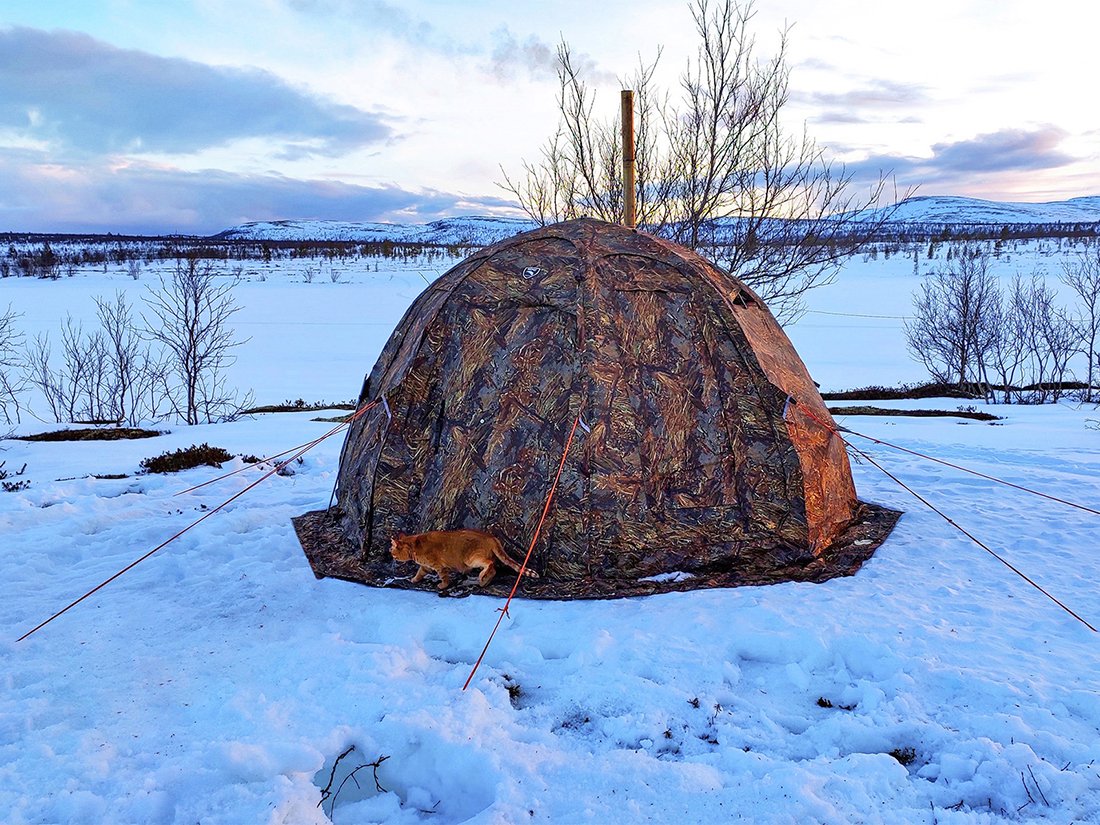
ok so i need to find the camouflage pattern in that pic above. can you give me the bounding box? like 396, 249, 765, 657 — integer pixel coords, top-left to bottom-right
294, 218, 899, 597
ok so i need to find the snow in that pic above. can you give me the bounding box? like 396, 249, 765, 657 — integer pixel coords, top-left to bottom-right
3, 240, 1100, 823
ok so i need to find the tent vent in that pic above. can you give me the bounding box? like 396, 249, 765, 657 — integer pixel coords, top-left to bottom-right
732, 289, 758, 308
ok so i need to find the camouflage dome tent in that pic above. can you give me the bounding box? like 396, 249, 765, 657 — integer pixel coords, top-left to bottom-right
294, 218, 899, 597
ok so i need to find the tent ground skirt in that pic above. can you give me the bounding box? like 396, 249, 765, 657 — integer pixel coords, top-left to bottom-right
292, 501, 901, 599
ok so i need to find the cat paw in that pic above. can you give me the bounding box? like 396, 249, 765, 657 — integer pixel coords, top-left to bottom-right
441, 584, 475, 598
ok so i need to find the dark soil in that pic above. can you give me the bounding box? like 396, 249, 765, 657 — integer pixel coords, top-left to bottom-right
820, 382, 978, 401
14, 427, 163, 442
828, 405, 1002, 422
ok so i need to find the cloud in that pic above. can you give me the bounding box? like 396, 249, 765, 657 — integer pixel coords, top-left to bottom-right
281, 2, 599, 85
795, 79, 927, 110
814, 112, 924, 126
924, 127, 1074, 174
0, 27, 392, 158
839, 126, 1078, 191
793, 56, 838, 72
486, 28, 559, 81
283, 0, 473, 56
288, 0, 422, 32
814, 112, 873, 125
0, 151, 518, 235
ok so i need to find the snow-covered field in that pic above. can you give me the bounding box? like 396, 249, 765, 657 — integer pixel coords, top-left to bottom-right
2, 241, 1099, 824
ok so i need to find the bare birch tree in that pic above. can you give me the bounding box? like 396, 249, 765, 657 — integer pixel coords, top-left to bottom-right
500, 0, 898, 322
25, 320, 110, 422
0, 305, 24, 425
143, 260, 251, 425
1014, 275, 1077, 402
95, 292, 170, 424
905, 251, 1000, 391
1061, 250, 1100, 402
908, 260, 1088, 404
24, 295, 170, 424
985, 292, 1028, 403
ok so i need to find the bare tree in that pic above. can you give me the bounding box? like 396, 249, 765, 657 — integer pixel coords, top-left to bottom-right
910, 263, 1085, 405
24, 335, 65, 422
501, 43, 645, 226
500, 0, 898, 322
95, 292, 170, 424
905, 250, 1000, 392
143, 259, 251, 425
25, 319, 110, 422
23, 294, 170, 425
985, 291, 1027, 403
0, 305, 24, 425
1013, 275, 1077, 402
1061, 250, 1100, 402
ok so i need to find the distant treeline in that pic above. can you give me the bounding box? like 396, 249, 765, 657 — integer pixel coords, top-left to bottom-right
870, 220, 1100, 244
3, 220, 1100, 279
0, 237, 469, 278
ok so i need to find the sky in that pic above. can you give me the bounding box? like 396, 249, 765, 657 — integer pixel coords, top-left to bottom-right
0, 0, 1098, 235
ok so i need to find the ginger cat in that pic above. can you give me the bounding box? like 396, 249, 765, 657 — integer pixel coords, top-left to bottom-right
389, 529, 539, 590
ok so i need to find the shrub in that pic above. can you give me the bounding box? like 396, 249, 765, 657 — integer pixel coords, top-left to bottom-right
140, 443, 234, 474
889, 747, 917, 766
0, 460, 29, 492
241, 398, 355, 414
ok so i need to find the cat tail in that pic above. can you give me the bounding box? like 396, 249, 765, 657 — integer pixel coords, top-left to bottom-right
492, 541, 540, 579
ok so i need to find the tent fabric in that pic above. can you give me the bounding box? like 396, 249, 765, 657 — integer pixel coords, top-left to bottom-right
294, 218, 899, 597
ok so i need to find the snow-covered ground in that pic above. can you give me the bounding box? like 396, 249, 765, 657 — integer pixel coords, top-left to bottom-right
2, 241, 1099, 823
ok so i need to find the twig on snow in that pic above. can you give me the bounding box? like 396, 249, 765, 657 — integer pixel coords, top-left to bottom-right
1027, 764, 1050, 806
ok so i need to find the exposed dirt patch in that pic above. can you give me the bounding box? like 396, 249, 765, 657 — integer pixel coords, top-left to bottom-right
828, 405, 1002, 422
14, 427, 164, 442
820, 382, 978, 401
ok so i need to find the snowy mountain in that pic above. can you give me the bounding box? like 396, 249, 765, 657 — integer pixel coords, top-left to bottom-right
874, 195, 1100, 226
213, 215, 537, 245
212, 196, 1100, 245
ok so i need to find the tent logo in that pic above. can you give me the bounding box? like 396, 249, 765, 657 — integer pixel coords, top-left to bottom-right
521, 266, 545, 280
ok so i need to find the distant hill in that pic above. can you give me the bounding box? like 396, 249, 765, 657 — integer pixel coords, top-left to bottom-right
872, 195, 1100, 226
212, 216, 537, 246
212, 196, 1100, 244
